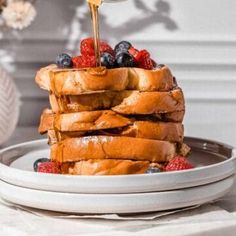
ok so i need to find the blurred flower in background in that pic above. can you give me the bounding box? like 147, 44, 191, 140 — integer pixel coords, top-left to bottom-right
0, 0, 36, 30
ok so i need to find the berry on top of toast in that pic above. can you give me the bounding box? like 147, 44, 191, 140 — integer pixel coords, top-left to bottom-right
56, 38, 158, 70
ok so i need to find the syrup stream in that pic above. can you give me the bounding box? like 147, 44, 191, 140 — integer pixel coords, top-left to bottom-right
88, 2, 101, 67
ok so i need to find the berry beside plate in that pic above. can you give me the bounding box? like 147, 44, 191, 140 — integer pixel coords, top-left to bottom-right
34, 158, 61, 174
165, 156, 194, 172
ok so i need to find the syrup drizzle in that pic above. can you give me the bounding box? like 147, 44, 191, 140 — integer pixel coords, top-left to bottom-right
88, 1, 102, 67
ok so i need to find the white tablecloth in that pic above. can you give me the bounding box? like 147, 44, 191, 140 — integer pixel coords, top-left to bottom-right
1, 128, 236, 236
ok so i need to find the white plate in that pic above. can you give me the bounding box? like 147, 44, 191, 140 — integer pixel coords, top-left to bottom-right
0, 176, 234, 214
0, 137, 235, 194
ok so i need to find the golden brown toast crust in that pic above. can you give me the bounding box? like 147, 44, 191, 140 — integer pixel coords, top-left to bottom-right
51, 136, 180, 163
39, 109, 131, 134
35, 65, 175, 95
61, 159, 151, 175
39, 109, 184, 142
49, 88, 184, 114
112, 89, 184, 115
44, 121, 183, 144
121, 121, 183, 141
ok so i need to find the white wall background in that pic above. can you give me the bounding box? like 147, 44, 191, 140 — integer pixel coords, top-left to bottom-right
0, 0, 236, 146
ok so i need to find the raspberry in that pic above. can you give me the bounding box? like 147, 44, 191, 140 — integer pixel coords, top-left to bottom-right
128, 47, 139, 60
72, 55, 96, 68
80, 38, 114, 56
100, 41, 114, 55
136, 49, 150, 61
135, 50, 154, 70
80, 38, 94, 56
37, 162, 61, 174
165, 156, 193, 171
139, 57, 154, 70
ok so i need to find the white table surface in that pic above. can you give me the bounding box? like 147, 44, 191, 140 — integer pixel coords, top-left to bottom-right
1, 127, 236, 236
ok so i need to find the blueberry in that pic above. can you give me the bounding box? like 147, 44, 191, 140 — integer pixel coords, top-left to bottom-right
116, 52, 135, 67
156, 64, 165, 69
101, 52, 115, 69
56, 53, 72, 68
33, 158, 49, 172
114, 41, 132, 55
145, 167, 161, 174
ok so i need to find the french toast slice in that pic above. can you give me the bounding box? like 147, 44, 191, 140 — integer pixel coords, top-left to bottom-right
38, 109, 131, 134
49, 88, 184, 114
35, 64, 175, 95
50, 136, 189, 163
43, 121, 183, 145
47, 123, 183, 143
60, 159, 164, 175
39, 109, 184, 142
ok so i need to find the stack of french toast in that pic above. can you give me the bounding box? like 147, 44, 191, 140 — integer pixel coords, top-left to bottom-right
35, 62, 190, 175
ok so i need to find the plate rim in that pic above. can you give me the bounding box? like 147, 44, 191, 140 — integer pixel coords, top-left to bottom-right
0, 137, 235, 177
0, 137, 235, 194
0, 175, 234, 214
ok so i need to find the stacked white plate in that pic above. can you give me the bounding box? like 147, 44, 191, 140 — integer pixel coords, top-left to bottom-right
0, 137, 235, 214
